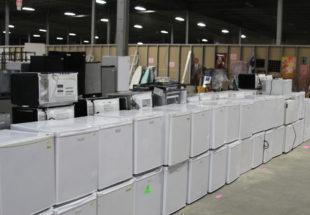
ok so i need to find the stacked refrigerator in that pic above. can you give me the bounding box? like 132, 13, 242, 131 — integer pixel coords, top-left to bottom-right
226, 141, 242, 184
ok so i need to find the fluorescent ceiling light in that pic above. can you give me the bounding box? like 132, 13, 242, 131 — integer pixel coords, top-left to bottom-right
96, 0, 106, 4
64, 12, 76, 16
222, 29, 230, 34
135, 6, 146, 11
134, 24, 143, 29
75, 14, 88, 18
22, 7, 35, 11
241, 34, 247, 39
95, 36, 99, 39
161, 30, 169, 34
69, 33, 76, 36
139, 10, 155, 14
8, 25, 14, 28
175, 17, 185, 22
2, 31, 11, 34
202, 39, 208, 42
100, 18, 109, 22
33, 34, 40, 38
197, 22, 206, 27
39, 29, 47, 32
137, 42, 143, 45
83, 40, 90, 43
56, 37, 64, 40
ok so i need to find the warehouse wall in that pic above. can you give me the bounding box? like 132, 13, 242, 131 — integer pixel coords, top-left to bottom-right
1, 44, 310, 89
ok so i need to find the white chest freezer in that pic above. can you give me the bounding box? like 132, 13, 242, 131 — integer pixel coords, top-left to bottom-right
11, 119, 99, 204
240, 137, 254, 175
226, 141, 242, 184
294, 120, 305, 148
271, 126, 285, 158
75, 116, 133, 190
134, 168, 163, 215
284, 124, 295, 153
0, 130, 55, 215
252, 132, 265, 168
164, 104, 212, 158
208, 145, 228, 193
100, 110, 164, 175
162, 161, 188, 215
97, 179, 134, 215
292, 92, 305, 120
154, 107, 191, 166
304, 99, 310, 141
285, 99, 299, 125
53, 193, 96, 215
187, 152, 210, 204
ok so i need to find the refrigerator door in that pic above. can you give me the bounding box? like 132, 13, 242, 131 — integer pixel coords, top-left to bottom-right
208, 145, 228, 193
0, 130, 55, 215
162, 161, 188, 215
97, 179, 134, 215
134, 168, 163, 215
53, 193, 96, 215
240, 137, 254, 174
187, 152, 209, 204
226, 141, 242, 184
252, 132, 265, 168
284, 124, 295, 153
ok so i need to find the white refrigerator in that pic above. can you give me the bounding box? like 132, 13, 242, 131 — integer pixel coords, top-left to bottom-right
252, 132, 265, 168
97, 179, 135, 215
226, 141, 242, 184
303, 98, 310, 141
294, 120, 305, 148
292, 92, 305, 120
271, 126, 285, 158
0, 130, 55, 215
162, 161, 188, 215
236, 100, 254, 140
53, 193, 96, 215
11, 119, 99, 205
75, 116, 133, 190
134, 168, 163, 215
154, 107, 191, 166
285, 99, 299, 125
224, 102, 240, 144
101, 110, 164, 175
284, 124, 295, 153
240, 137, 254, 175
187, 152, 210, 204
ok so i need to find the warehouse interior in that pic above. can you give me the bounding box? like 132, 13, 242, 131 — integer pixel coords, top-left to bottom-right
1, 0, 310, 215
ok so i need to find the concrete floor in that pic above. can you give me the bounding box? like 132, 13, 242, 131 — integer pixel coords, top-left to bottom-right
176, 142, 310, 215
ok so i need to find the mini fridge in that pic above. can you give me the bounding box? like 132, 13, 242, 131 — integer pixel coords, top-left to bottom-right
0, 130, 55, 215
245, 95, 266, 133
285, 99, 299, 125
208, 145, 228, 193
237, 100, 254, 140
134, 168, 163, 215
240, 137, 254, 175
97, 179, 135, 215
226, 141, 242, 184
163, 104, 212, 158
292, 92, 305, 120
75, 116, 133, 190
53, 193, 96, 215
284, 124, 295, 153
154, 107, 191, 166
272, 96, 285, 128
304, 98, 310, 141
271, 126, 285, 158
162, 161, 188, 215
187, 152, 210, 204
252, 132, 265, 168
11, 119, 99, 204
101, 110, 164, 174
224, 102, 240, 144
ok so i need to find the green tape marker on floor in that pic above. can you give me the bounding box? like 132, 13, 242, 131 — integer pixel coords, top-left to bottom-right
144, 184, 151, 194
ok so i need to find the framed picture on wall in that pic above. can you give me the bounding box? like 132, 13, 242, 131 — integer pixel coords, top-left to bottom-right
215, 53, 227, 70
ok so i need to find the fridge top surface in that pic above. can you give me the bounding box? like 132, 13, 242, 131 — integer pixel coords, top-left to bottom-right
74, 116, 132, 129
99, 109, 164, 121
11, 118, 98, 137
0, 129, 53, 148
161, 104, 211, 114
154, 106, 192, 116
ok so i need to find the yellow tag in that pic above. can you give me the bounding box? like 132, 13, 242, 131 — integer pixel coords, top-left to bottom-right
126, 185, 133, 192
90, 202, 94, 207
129, 125, 132, 128
93, 133, 97, 136
46, 145, 52, 149
45, 141, 52, 145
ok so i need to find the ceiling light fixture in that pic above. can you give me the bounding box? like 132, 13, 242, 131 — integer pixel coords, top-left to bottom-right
139, 10, 155, 13
137, 42, 143, 45
8, 25, 14, 28
83, 40, 90, 43
202, 39, 208, 42
2, 31, 11, 34
39, 29, 47, 32
197, 22, 206, 27
64, 12, 76, 16
22, 7, 35, 11
96, 0, 107, 5
241, 34, 247, 39
56, 37, 63, 40
134, 24, 143, 29
161, 30, 169, 34
134, 6, 146, 11
33, 34, 40, 38
100, 18, 109, 22
75, 14, 88, 18
175, 17, 185, 22
95, 36, 99, 39
222, 29, 230, 34
69, 33, 76, 36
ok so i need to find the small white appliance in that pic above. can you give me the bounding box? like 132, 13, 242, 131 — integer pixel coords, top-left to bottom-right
284, 124, 295, 153
154, 107, 191, 166
132, 92, 153, 109
75, 116, 133, 190
0, 130, 55, 215
224, 102, 240, 143
252, 132, 265, 168
53, 193, 96, 215
240, 137, 254, 174
11, 119, 99, 205
208, 145, 228, 193
292, 92, 305, 120
237, 100, 254, 140
283, 79, 292, 98
162, 161, 188, 215
93, 98, 120, 114
271, 126, 285, 158
187, 152, 210, 204
226, 141, 242, 184
285, 99, 299, 125
294, 120, 304, 148
44, 105, 75, 120
97, 179, 135, 215
304, 98, 310, 141
134, 168, 163, 215
271, 79, 284, 96
100, 110, 164, 175
245, 95, 266, 134
272, 96, 285, 128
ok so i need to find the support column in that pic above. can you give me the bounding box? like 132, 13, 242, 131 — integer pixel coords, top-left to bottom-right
91, 0, 96, 45
185, 10, 189, 44
5, 0, 9, 46
116, 0, 130, 56
276, 0, 283, 45
170, 24, 174, 44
